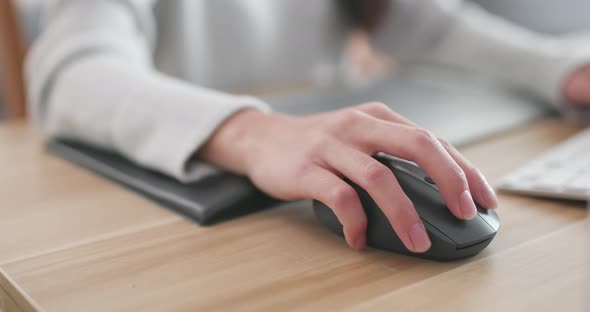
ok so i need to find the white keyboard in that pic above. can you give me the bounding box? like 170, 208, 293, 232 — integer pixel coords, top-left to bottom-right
498, 127, 590, 201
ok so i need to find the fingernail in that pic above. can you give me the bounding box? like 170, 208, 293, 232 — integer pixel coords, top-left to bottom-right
460, 190, 478, 220
482, 181, 498, 209
408, 223, 431, 253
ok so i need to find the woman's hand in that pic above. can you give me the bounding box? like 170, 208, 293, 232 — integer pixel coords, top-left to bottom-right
199, 103, 498, 252
564, 64, 590, 107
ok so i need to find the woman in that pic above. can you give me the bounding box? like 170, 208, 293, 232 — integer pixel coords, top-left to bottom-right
27, 0, 590, 253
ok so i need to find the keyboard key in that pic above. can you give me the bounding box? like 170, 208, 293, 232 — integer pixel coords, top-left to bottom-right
498, 127, 590, 201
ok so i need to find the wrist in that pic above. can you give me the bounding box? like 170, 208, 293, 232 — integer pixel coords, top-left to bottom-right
198, 109, 274, 175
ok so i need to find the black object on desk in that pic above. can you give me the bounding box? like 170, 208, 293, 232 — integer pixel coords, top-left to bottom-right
47, 140, 281, 225
314, 154, 500, 261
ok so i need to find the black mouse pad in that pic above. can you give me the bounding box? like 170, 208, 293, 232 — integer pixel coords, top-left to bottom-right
47, 140, 282, 226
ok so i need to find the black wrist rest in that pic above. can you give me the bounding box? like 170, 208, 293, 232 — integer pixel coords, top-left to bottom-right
47, 140, 283, 226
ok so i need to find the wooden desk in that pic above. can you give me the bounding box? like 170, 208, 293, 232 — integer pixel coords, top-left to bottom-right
0, 119, 587, 312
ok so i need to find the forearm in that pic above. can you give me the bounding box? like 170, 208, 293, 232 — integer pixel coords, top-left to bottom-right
28, 0, 270, 182
423, 3, 590, 105
375, 0, 590, 105
43, 55, 268, 180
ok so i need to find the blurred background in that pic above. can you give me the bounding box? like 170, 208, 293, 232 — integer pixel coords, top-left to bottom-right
1, 0, 590, 120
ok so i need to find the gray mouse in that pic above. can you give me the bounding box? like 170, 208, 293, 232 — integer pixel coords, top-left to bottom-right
313, 154, 500, 261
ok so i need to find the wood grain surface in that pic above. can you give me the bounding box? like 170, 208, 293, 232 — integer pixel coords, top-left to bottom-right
0, 119, 587, 312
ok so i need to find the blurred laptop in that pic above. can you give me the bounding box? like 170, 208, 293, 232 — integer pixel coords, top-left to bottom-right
264, 65, 554, 146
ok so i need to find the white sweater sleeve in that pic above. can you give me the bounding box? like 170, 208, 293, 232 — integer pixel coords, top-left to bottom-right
26, 0, 270, 182
375, 0, 590, 106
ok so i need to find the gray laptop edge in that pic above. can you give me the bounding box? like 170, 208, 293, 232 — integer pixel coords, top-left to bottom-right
264, 67, 554, 146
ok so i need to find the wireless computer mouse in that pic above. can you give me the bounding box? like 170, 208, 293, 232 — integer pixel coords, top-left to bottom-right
313, 154, 500, 261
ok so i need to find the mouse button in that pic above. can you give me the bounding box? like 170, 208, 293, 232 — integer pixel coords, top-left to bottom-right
376, 154, 425, 179
434, 215, 496, 248
394, 170, 445, 210
477, 208, 500, 231
393, 170, 497, 247
392, 175, 452, 235
422, 220, 454, 245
